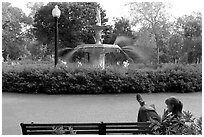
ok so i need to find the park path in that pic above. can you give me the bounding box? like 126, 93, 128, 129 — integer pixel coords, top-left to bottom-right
2, 92, 202, 135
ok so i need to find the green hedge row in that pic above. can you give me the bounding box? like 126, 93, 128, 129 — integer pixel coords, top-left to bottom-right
2, 63, 202, 94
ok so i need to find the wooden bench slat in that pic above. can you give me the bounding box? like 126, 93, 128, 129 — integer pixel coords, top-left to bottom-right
26, 131, 54, 135
106, 126, 149, 130
27, 130, 99, 135
106, 130, 151, 134
73, 130, 99, 134
26, 126, 149, 130
106, 124, 150, 127
26, 126, 99, 130
23, 123, 99, 126
105, 122, 150, 125
106, 128, 150, 131
26, 127, 53, 130
73, 127, 99, 130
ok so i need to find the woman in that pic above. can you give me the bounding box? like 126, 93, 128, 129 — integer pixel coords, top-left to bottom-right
162, 96, 183, 121
136, 94, 183, 122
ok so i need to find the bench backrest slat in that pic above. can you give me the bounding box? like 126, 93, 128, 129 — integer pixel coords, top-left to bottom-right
105, 122, 150, 125
106, 130, 152, 134
23, 123, 99, 126
26, 126, 99, 130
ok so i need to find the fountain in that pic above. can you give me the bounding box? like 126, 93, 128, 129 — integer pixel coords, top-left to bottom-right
59, 7, 131, 69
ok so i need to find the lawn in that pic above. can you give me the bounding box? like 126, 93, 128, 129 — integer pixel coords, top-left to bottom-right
2, 92, 202, 135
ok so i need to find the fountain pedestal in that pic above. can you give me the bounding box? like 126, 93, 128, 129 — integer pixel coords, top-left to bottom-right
81, 44, 121, 69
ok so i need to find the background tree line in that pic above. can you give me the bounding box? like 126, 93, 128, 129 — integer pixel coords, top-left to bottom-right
2, 2, 202, 64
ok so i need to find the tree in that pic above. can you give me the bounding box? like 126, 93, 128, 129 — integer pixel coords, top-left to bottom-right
26, 2, 45, 18
127, 2, 171, 64
113, 17, 133, 37
168, 34, 183, 63
176, 12, 202, 63
32, 2, 108, 57
103, 17, 134, 44
134, 27, 157, 63
2, 2, 31, 61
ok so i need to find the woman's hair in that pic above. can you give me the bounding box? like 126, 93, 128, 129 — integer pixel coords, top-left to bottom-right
174, 100, 183, 113
165, 97, 183, 114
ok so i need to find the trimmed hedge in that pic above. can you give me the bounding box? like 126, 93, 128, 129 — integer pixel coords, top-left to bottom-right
2, 63, 202, 94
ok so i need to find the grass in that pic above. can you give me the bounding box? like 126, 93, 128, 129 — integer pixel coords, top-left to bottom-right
2, 92, 202, 135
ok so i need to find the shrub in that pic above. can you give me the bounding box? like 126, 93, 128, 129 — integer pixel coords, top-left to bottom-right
2, 63, 202, 94
150, 111, 202, 135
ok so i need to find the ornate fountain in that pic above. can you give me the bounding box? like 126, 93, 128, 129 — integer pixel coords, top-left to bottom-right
60, 7, 130, 69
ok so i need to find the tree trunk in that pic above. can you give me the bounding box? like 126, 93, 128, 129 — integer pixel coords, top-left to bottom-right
154, 33, 160, 64
157, 45, 160, 64
151, 23, 160, 64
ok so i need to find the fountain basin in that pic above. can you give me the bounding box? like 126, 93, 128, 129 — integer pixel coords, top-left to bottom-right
67, 44, 128, 69
77, 44, 121, 53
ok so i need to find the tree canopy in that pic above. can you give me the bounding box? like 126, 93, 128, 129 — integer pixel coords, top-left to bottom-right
2, 2, 31, 60
127, 2, 202, 64
127, 2, 172, 64
2, 2, 202, 64
32, 2, 108, 52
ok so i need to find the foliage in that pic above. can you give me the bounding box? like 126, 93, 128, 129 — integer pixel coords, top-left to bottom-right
150, 111, 202, 135
127, 2, 171, 64
103, 17, 134, 44
113, 17, 134, 37
52, 126, 76, 135
2, 2, 32, 61
2, 62, 201, 94
177, 12, 202, 63
127, 2, 202, 64
134, 28, 157, 63
167, 34, 183, 63
26, 2, 45, 18
32, 2, 108, 53
2, 1, 201, 64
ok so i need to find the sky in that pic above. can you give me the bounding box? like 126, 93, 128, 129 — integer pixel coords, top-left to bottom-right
4, 0, 203, 22
100, 0, 203, 20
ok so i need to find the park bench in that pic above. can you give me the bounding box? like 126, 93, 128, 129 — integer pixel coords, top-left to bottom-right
20, 121, 152, 135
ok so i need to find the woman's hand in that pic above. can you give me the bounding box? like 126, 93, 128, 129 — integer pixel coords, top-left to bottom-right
162, 109, 169, 121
